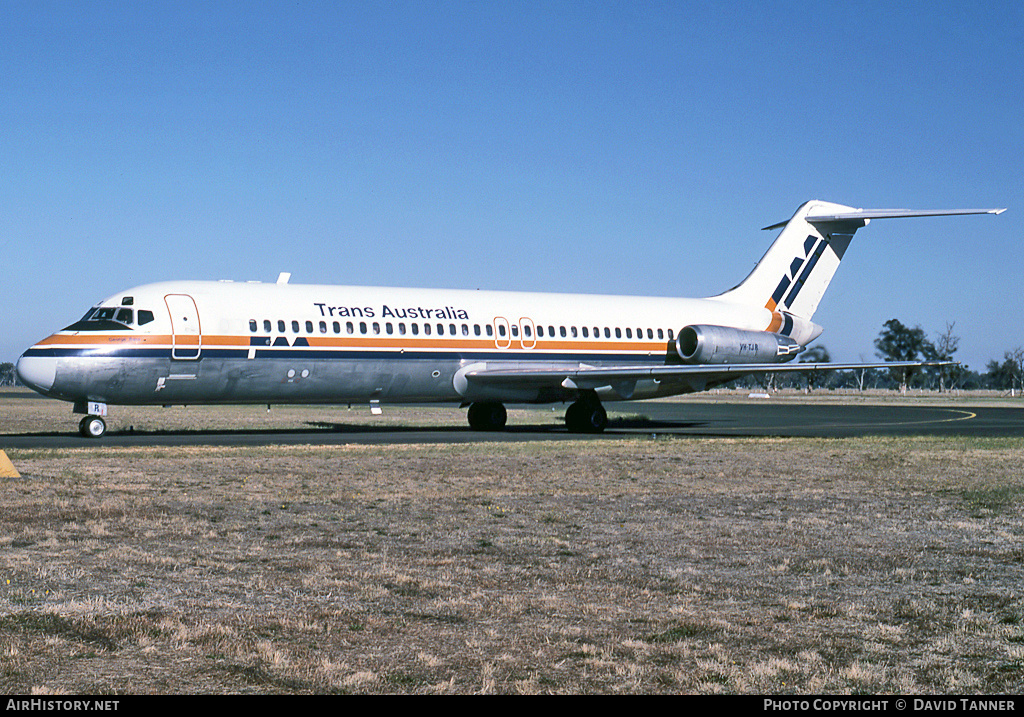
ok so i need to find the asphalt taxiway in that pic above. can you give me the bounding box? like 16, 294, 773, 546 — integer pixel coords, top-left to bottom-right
2, 400, 1022, 449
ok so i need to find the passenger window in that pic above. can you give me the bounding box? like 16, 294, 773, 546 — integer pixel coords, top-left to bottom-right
291, 320, 300, 333
412, 323, 419, 335
571, 327, 577, 338
360, 321, 367, 334
372, 322, 380, 334
319, 321, 327, 333
278, 320, 286, 333
615, 328, 622, 338
386, 322, 393, 335
249, 319, 258, 332
560, 326, 567, 338
333, 321, 341, 333
346, 321, 354, 334
305, 320, 314, 333
399, 323, 406, 335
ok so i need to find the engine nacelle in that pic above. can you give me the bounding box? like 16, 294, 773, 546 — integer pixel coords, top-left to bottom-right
675, 325, 802, 365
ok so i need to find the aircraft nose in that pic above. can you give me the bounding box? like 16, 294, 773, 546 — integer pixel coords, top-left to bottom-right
16, 354, 57, 393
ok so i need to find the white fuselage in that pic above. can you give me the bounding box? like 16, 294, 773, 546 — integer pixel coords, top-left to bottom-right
20, 200, 998, 435
16, 279, 800, 408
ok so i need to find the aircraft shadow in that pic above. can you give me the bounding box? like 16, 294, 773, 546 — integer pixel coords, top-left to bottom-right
5, 417, 712, 439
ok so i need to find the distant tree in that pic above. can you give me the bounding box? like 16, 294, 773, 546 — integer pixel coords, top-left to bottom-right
1005, 348, 1024, 395
842, 354, 882, 392
957, 368, 984, 390
874, 319, 929, 392
985, 358, 1011, 390
923, 321, 960, 392
0, 362, 15, 387
984, 349, 1024, 394
755, 370, 779, 393
798, 344, 832, 392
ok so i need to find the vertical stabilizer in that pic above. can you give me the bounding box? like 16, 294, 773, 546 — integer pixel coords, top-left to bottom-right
714, 201, 1003, 322
714, 200, 863, 320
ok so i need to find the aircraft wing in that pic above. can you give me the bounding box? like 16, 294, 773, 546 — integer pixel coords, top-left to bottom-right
464, 360, 949, 392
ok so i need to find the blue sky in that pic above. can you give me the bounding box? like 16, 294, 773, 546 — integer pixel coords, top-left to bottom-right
3, 1, 1021, 371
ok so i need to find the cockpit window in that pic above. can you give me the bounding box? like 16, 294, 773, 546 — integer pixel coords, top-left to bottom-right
63, 305, 154, 332
84, 307, 134, 326
91, 307, 118, 322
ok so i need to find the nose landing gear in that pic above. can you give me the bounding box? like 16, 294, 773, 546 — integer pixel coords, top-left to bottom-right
78, 415, 107, 438
74, 401, 109, 438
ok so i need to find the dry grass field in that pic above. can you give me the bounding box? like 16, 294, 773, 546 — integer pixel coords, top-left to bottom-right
1, 390, 1023, 694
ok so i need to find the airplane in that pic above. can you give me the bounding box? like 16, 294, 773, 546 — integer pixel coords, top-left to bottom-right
15, 200, 1004, 438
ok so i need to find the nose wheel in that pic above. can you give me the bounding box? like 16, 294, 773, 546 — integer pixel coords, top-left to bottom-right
79, 415, 107, 438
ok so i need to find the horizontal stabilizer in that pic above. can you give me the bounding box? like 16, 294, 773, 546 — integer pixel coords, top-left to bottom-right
763, 207, 1006, 231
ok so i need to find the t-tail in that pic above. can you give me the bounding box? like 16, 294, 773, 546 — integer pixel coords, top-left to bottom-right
714, 200, 1006, 323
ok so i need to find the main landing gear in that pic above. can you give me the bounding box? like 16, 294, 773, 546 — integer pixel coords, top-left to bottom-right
465, 395, 608, 434
466, 401, 508, 431
564, 395, 608, 434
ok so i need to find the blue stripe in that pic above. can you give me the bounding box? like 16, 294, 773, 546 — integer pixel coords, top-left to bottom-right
23, 346, 664, 364
782, 238, 825, 307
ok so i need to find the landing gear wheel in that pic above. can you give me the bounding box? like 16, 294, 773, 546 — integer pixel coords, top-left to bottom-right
467, 401, 507, 431
79, 415, 107, 438
565, 400, 608, 434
